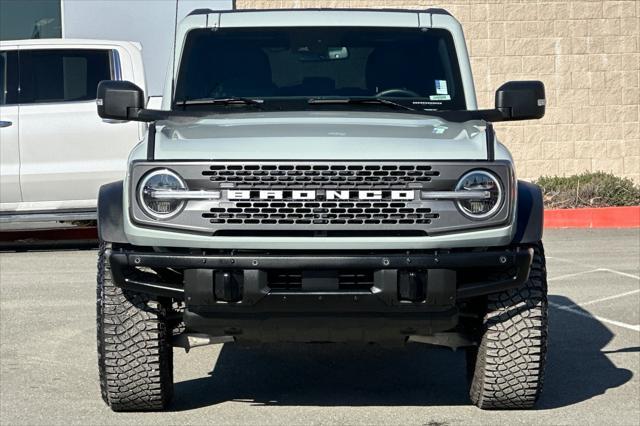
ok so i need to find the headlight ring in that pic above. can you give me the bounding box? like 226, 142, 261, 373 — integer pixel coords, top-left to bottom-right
455, 170, 503, 219
137, 169, 187, 219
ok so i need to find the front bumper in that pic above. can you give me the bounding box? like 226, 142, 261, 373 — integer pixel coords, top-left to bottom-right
108, 247, 533, 343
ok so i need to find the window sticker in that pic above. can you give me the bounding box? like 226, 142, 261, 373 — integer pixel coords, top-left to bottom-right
435, 79, 448, 95
430, 94, 451, 101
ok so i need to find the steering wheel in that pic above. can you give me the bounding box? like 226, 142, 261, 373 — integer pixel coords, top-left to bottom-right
375, 88, 421, 98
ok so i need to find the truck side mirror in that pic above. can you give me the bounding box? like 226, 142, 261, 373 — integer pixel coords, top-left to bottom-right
495, 81, 545, 121
97, 80, 146, 121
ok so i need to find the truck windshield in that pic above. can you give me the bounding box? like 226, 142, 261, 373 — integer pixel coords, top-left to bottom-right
174, 27, 466, 111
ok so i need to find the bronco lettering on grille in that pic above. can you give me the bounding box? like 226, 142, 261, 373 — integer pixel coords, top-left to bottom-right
227, 190, 415, 201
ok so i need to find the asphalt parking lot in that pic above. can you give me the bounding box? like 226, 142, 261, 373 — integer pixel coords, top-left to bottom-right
0, 229, 638, 425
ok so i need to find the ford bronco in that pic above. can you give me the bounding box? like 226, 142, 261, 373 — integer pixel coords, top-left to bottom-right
95, 8, 548, 411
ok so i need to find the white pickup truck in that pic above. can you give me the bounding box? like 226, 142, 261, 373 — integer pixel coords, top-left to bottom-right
0, 39, 146, 228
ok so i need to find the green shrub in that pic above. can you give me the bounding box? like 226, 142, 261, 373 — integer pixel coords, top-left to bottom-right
534, 172, 640, 209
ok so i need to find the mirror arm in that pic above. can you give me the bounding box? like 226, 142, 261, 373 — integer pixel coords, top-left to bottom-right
127, 107, 143, 121
126, 108, 170, 122
477, 108, 510, 122
496, 107, 511, 119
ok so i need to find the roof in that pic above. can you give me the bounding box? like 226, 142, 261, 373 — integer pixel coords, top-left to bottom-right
188, 7, 451, 17
180, 8, 458, 31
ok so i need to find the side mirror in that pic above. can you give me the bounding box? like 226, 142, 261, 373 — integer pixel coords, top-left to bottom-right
495, 81, 545, 121
97, 80, 146, 121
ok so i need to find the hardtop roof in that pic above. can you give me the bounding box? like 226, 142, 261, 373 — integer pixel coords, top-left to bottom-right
187, 7, 451, 17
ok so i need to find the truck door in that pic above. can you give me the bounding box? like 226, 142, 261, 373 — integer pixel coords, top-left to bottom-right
0, 49, 21, 208
17, 47, 141, 208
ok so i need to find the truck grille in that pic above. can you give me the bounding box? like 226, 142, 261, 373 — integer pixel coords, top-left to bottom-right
200, 162, 441, 226
202, 163, 439, 188
130, 160, 513, 236
203, 201, 438, 226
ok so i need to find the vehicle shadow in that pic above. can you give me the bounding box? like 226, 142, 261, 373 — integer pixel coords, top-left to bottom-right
171, 295, 633, 410
536, 295, 635, 409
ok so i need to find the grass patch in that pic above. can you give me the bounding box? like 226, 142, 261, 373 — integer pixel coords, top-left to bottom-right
534, 172, 640, 209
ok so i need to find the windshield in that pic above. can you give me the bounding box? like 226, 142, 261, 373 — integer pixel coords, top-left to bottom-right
174, 27, 466, 111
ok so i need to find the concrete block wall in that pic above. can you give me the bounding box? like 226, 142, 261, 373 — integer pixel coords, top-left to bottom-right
235, 0, 640, 183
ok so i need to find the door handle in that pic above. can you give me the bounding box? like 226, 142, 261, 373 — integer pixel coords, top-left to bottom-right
0, 120, 12, 128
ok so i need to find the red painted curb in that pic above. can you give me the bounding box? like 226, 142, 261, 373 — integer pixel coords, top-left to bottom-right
544, 206, 640, 229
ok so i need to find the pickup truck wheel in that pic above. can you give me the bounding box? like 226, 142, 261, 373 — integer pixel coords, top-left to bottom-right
97, 242, 174, 411
467, 243, 548, 409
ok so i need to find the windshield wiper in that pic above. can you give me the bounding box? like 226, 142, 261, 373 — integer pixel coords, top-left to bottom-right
180, 97, 264, 108
308, 97, 416, 112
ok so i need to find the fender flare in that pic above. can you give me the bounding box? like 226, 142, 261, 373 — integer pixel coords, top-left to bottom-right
512, 180, 544, 244
511, 180, 544, 245
98, 181, 129, 244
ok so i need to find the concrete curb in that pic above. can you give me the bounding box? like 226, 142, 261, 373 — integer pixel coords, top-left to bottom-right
544, 206, 640, 229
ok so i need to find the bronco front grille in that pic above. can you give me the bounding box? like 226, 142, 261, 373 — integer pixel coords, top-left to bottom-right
129, 160, 513, 236
202, 163, 440, 189
202, 201, 439, 226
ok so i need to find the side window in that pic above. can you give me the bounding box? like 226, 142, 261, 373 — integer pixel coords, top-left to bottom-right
0, 51, 19, 105
18, 49, 112, 104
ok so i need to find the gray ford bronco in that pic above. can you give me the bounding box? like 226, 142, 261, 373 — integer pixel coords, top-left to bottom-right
96, 8, 548, 411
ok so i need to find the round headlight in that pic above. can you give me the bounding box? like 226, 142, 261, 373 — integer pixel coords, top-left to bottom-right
138, 169, 187, 219
455, 170, 503, 219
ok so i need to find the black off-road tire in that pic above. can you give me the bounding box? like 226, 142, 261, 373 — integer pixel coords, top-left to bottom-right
467, 243, 548, 409
97, 242, 174, 411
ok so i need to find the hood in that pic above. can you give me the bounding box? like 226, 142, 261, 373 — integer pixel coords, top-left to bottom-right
146, 111, 507, 161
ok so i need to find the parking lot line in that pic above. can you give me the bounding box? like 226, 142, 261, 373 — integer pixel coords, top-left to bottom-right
548, 263, 640, 332
549, 301, 640, 332
598, 268, 640, 280
573, 289, 640, 308
548, 269, 603, 282
547, 254, 639, 283
546, 256, 586, 266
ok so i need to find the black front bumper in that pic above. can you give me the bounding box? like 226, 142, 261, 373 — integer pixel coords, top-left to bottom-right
108, 248, 533, 343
